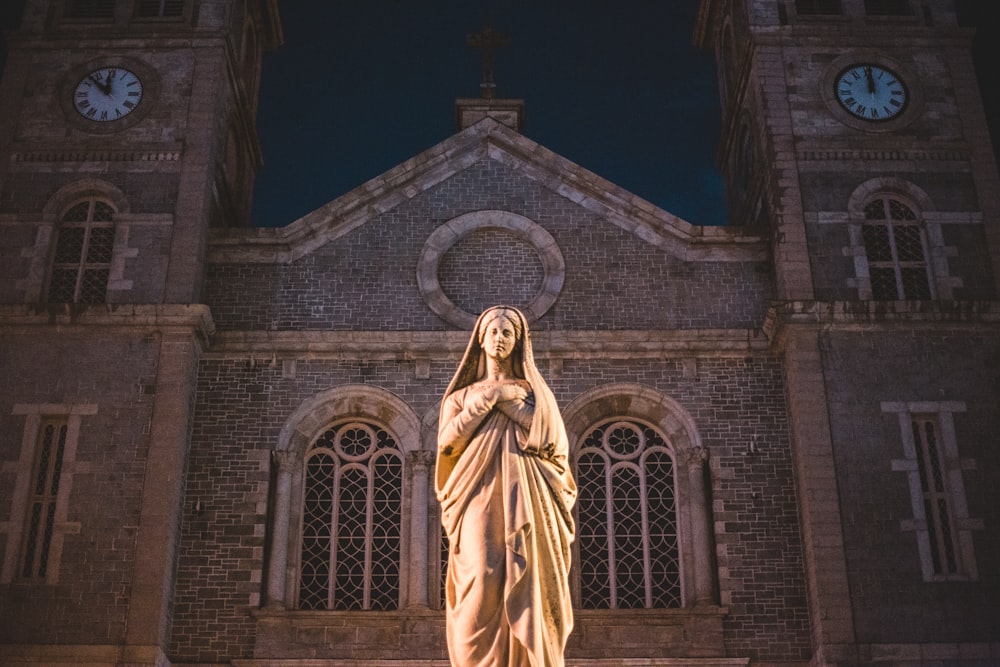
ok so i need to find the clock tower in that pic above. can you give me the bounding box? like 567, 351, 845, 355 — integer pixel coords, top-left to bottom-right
696, 1, 999, 664
0, 1, 279, 665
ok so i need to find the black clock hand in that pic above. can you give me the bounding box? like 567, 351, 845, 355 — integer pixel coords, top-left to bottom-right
88, 74, 110, 95
864, 66, 876, 95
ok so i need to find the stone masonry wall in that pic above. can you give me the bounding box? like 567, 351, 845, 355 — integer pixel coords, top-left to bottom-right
205, 159, 774, 332
821, 329, 1000, 643
171, 352, 811, 664
0, 331, 159, 645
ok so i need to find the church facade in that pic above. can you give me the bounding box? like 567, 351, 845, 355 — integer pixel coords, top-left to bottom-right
0, 1, 997, 666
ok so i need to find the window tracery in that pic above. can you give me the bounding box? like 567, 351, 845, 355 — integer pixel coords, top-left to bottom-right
575, 419, 681, 609
48, 199, 116, 304
298, 421, 403, 610
861, 196, 932, 300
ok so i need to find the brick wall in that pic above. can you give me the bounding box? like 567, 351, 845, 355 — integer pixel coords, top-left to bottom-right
821, 329, 1000, 643
0, 332, 159, 645
205, 159, 773, 332
171, 351, 812, 663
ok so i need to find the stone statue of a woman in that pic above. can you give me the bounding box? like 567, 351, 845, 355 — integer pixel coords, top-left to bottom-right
436, 305, 576, 667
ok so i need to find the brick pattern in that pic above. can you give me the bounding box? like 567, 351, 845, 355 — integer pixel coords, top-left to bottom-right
170, 354, 812, 663
205, 160, 773, 332
437, 228, 544, 314
821, 330, 1000, 643
0, 333, 158, 645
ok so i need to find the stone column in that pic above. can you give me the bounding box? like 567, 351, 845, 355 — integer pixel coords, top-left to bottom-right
266, 450, 297, 609
124, 330, 200, 661
681, 446, 715, 606
407, 450, 433, 608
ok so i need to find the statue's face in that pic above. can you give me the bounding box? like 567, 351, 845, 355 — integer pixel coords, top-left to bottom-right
481, 315, 518, 362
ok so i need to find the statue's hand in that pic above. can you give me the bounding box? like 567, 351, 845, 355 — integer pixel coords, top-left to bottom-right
495, 383, 528, 403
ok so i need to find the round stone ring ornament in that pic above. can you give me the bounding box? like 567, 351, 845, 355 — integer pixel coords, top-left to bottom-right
834, 63, 908, 122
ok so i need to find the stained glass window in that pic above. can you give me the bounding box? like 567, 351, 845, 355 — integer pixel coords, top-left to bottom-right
575, 420, 680, 609
298, 421, 402, 610
48, 199, 115, 304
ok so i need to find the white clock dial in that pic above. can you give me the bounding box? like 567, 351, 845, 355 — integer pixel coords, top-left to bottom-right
835, 64, 908, 121
73, 67, 144, 122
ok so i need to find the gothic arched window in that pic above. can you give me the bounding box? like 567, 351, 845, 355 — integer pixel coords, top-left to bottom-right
298, 421, 403, 611
862, 196, 932, 300
48, 199, 116, 304
575, 419, 681, 609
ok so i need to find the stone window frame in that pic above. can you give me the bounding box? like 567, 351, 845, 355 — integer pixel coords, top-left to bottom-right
298, 419, 405, 611
561, 384, 718, 609
574, 416, 682, 609
17, 180, 137, 304
882, 401, 982, 582
0, 403, 95, 584
47, 197, 118, 304
844, 178, 957, 300
265, 386, 432, 611
416, 210, 565, 329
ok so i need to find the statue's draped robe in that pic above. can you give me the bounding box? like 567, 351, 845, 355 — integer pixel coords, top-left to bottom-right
437, 378, 575, 667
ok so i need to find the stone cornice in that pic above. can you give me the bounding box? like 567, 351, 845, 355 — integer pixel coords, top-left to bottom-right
764, 300, 1000, 343
209, 119, 767, 264
9, 149, 182, 163
0, 304, 215, 347
796, 147, 969, 164
204, 328, 771, 360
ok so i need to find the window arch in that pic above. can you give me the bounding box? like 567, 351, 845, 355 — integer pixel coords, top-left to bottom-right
48, 198, 116, 304
563, 384, 717, 610
266, 385, 425, 611
575, 418, 680, 609
298, 420, 403, 611
861, 195, 932, 300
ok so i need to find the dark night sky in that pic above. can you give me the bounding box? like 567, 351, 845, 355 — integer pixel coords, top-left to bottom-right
0, 2, 995, 229
250, 2, 726, 228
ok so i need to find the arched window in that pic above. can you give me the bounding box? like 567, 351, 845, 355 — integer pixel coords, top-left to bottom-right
862, 196, 932, 299
298, 420, 403, 611
48, 199, 116, 304
575, 419, 680, 609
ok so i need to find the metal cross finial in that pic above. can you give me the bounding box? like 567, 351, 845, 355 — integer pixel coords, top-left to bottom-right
466, 24, 509, 99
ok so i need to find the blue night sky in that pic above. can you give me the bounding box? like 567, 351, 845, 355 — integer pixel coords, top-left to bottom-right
250, 2, 726, 228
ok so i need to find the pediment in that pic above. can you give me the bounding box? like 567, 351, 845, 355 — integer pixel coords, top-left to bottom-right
208, 117, 765, 264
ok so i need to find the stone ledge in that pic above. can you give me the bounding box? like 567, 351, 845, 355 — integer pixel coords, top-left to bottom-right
764, 300, 1000, 340
0, 643, 168, 667
0, 303, 215, 344
204, 328, 771, 359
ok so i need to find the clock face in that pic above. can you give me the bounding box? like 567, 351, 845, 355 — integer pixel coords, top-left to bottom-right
835, 64, 908, 121
73, 67, 144, 122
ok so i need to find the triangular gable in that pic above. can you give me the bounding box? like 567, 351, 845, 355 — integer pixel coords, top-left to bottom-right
208, 117, 766, 264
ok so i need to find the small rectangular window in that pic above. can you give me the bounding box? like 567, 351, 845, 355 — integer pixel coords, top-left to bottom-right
20, 418, 68, 579
795, 0, 843, 15
911, 417, 959, 576
864, 0, 912, 16
135, 0, 184, 18
884, 402, 980, 582
66, 0, 116, 19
